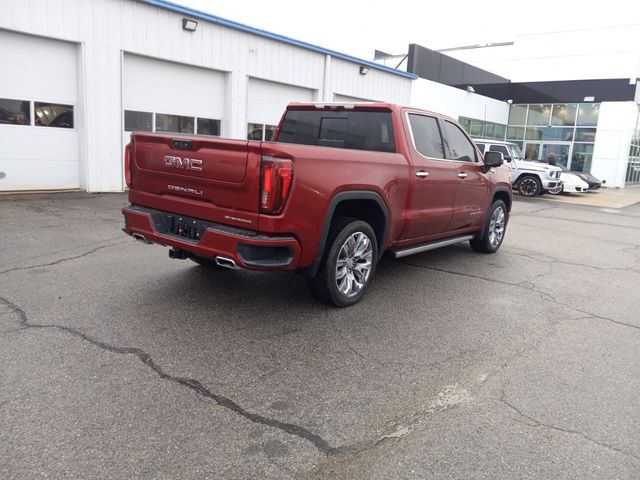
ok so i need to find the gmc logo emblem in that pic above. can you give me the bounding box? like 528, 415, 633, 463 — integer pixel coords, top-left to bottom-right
164, 155, 203, 172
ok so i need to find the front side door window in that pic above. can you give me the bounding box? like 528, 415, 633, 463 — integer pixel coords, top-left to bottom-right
441, 121, 476, 163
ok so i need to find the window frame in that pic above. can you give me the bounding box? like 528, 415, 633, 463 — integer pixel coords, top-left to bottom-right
196, 117, 221, 136
0, 98, 31, 126
33, 101, 75, 129
155, 113, 195, 134
406, 112, 446, 160
124, 110, 153, 132
440, 118, 478, 163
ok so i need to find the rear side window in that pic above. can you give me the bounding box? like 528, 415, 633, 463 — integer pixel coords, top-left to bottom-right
442, 121, 476, 162
277, 109, 396, 153
408, 114, 444, 158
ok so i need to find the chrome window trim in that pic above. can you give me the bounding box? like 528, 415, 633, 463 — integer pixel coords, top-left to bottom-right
404, 111, 448, 162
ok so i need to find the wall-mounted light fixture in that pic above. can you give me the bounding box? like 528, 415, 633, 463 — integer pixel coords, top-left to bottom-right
466, 85, 475, 93
182, 18, 198, 32
359, 65, 369, 75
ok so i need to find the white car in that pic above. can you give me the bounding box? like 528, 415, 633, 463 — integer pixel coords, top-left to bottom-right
548, 172, 589, 194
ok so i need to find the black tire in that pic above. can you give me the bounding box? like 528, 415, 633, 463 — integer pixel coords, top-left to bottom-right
190, 255, 224, 269
307, 218, 378, 307
470, 200, 508, 253
517, 175, 542, 197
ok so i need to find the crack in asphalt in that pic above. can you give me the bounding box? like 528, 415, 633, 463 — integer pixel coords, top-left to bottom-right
0, 240, 130, 277
504, 248, 640, 275
571, 311, 640, 332
399, 260, 640, 333
0, 295, 346, 456
1, 294, 484, 460
500, 392, 640, 461
399, 259, 543, 289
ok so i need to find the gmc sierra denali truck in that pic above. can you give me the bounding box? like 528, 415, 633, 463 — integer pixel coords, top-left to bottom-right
123, 103, 512, 306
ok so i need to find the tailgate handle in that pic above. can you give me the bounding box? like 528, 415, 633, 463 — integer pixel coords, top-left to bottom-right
171, 139, 193, 150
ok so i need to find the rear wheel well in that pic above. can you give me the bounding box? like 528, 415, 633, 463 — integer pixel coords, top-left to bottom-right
331, 199, 387, 253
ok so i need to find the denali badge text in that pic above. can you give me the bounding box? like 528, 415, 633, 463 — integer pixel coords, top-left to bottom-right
164, 155, 203, 172
168, 184, 203, 196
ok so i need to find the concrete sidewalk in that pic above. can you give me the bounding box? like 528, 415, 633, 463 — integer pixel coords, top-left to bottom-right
532, 185, 640, 209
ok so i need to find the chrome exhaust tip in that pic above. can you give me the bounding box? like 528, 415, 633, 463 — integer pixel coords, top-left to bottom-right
215, 256, 239, 269
132, 233, 152, 244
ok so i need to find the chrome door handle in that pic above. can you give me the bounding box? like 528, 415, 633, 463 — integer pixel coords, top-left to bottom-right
416, 171, 429, 178
458, 172, 468, 179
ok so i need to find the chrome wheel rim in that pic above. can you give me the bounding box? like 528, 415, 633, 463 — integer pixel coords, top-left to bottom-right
520, 178, 538, 196
335, 232, 373, 298
488, 207, 506, 247
548, 184, 563, 195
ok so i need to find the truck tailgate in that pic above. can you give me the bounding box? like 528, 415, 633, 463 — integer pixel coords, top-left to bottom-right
129, 133, 261, 225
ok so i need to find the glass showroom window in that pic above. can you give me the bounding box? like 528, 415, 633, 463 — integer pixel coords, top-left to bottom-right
525, 126, 574, 142
34, 102, 74, 128
156, 114, 194, 134
508, 105, 527, 126
458, 116, 506, 140
506, 126, 525, 143
626, 111, 640, 185
484, 122, 506, 140
508, 102, 600, 172
551, 104, 577, 126
124, 110, 152, 132
527, 104, 552, 126
197, 118, 221, 136
577, 104, 600, 126
571, 143, 595, 172
0, 98, 30, 125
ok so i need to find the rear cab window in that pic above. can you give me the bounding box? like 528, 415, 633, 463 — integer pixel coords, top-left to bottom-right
276, 109, 396, 153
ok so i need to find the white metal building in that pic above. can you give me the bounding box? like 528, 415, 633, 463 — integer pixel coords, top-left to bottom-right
0, 0, 414, 192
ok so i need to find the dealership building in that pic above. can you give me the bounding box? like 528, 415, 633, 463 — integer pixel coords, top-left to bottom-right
1, 0, 639, 192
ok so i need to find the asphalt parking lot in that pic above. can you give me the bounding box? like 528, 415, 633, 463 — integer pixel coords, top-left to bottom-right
1, 192, 639, 479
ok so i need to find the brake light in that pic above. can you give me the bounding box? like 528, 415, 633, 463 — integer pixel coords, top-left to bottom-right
260, 156, 293, 215
124, 143, 132, 187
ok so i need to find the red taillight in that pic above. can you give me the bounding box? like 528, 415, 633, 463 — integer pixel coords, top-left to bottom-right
260, 156, 293, 215
124, 143, 132, 187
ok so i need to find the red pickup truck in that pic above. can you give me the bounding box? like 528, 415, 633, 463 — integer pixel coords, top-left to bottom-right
123, 103, 511, 306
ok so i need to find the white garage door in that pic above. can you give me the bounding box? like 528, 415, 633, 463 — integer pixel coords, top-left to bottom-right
334, 93, 374, 103
122, 54, 226, 150
247, 78, 314, 140
0, 30, 79, 191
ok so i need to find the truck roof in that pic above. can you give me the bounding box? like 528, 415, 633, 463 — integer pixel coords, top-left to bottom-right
285, 102, 456, 122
